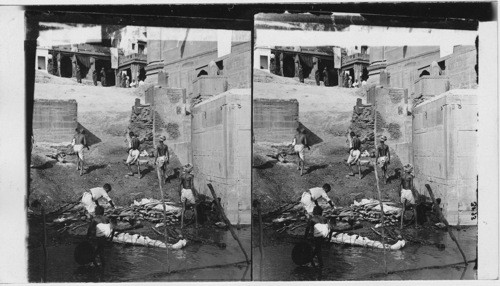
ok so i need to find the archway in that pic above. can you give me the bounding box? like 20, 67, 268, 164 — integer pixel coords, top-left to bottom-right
419, 70, 430, 77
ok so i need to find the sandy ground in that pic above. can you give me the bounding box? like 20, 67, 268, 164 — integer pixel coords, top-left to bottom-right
252, 70, 402, 213
30, 72, 182, 213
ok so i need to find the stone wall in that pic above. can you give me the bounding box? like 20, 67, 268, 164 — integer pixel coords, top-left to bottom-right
385, 48, 441, 97
443, 46, 477, 89
366, 86, 413, 165
32, 99, 78, 143
253, 98, 299, 143
412, 89, 478, 225
191, 89, 251, 225
145, 86, 191, 165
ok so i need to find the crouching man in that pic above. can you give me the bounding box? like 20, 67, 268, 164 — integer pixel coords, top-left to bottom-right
180, 164, 198, 229
81, 183, 116, 218
300, 183, 335, 218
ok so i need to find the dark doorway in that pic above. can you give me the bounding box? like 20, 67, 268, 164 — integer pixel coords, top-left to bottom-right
282, 54, 295, 78
60, 55, 73, 78
138, 67, 147, 81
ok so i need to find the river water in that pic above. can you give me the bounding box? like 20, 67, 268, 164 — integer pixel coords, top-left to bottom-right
253, 226, 477, 281
28, 227, 251, 282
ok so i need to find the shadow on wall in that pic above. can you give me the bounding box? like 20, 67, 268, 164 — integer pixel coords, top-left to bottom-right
77, 122, 101, 146
298, 122, 323, 146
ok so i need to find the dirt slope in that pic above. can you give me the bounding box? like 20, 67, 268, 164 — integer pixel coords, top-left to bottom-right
30, 74, 182, 211
253, 72, 402, 213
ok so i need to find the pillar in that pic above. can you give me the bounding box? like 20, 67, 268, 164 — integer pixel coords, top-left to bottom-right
57, 53, 61, 77
279, 53, 284, 76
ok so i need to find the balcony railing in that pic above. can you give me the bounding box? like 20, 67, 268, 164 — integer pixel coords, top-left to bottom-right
119, 53, 147, 66
342, 53, 370, 66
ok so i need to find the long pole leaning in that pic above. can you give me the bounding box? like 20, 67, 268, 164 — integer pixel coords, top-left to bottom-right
207, 183, 250, 264
425, 184, 467, 265
152, 95, 170, 273
373, 103, 388, 274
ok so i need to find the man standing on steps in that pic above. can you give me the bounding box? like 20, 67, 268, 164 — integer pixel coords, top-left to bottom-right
100, 67, 107, 87
125, 131, 141, 178
92, 69, 98, 86
72, 128, 89, 176
180, 164, 197, 229
155, 135, 170, 184
376, 135, 391, 184
346, 131, 361, 179
292, 127, 310, 176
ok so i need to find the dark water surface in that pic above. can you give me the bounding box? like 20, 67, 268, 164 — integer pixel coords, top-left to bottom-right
253, 226, 477, 281
29, 227, 251, 282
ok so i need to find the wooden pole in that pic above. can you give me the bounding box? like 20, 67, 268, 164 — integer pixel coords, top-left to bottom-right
207, 183, 250, 264
253, 200, 264, 279
152, 96, 170, 273
41, 207, 47, 282
373, 103, 388, 274
425, 184, 468, 265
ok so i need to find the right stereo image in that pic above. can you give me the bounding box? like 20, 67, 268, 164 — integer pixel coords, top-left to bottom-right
251, 12, 479, 281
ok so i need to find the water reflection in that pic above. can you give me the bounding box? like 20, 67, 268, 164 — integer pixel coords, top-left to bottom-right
29, 226, 251, 282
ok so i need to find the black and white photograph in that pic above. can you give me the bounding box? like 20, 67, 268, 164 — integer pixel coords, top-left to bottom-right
0, 2, 497, 284
252, 12, 485, 281
26, 18, 251, 282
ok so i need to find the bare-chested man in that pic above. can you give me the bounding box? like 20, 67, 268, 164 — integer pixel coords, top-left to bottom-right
346, 131, 361, 179
72, 128, 89, 176
179, 164, 197, 228
400, 164, 417, 227
155, 135, 170, 183
376, 135, 391, 184
400, 164, 415, 205
292, 127, 310, 176
125, 131, 141, 178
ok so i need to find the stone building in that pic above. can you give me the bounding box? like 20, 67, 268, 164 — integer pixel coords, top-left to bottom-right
340, 46, 370, 86
363, 44, 478, 225
144, 28, 252, 224
145, 28, 251, 96
263, 46, 340, 86
110, 26, 148, 85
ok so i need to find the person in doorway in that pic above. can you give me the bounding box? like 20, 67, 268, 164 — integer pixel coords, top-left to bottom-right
92, 69, 98, 86
100, 68, 107, 87
322, 67, 329, 86
86, 205, 115, 267
76, 65, 82, 83
72, 128, 89, 176
180, 164, 198, 229
155, 135, 170, 184
304, 206, 335, 267
125, 75, 130, 88
300, 184, 335, 218
346, 131, 361, 179
315, 68, 321, 86
298, 65, 304, 83
376, 135, 391, 184
348, 76, 353, 88
125, 131, 141, 178
80, 183, 116, 218
292, 127, 310, 176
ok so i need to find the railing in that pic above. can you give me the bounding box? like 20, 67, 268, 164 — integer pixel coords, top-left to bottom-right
342, 53, 370, 66
119, 53, 148, 66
